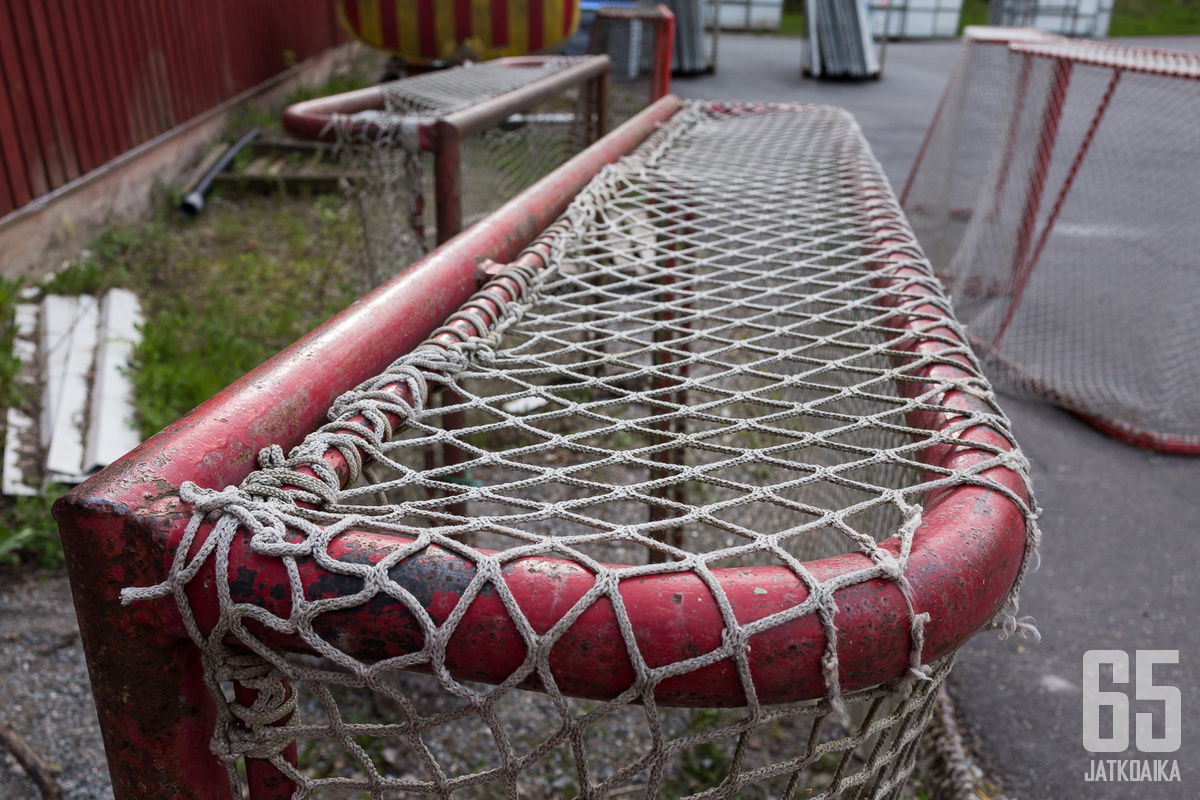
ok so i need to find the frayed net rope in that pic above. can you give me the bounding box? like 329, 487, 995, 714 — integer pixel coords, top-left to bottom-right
123, 101, 1040, 800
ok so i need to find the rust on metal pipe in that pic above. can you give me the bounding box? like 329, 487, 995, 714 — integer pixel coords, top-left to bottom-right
177, 109, 1030, 708
53, 96, 681, 800
440, 55, 611, 139
433, 118, 461, 245
282, 55, 611, 146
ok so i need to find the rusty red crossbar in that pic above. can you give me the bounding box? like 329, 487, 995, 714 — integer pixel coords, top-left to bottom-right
55, 98, 1031, 799
283, 54, 609, 244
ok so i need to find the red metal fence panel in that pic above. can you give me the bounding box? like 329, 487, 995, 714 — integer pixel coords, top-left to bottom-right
0, 0, 343, 218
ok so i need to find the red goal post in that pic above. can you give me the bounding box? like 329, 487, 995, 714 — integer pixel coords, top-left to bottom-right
55, 98, 1038, 799
899, 26, 1061, 270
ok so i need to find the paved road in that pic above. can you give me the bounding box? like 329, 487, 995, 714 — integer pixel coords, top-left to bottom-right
677, 32, 1200, 800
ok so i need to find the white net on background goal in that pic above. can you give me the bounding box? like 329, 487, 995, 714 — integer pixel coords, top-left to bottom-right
329, 59, 593, 288
900, 27, 1060, 271
588, 5, 674, 128
125, 102, 1039, 799
904, 37, 1200, 452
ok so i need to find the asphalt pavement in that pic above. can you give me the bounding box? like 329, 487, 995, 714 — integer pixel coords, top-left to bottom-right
674, 31, 1200, 800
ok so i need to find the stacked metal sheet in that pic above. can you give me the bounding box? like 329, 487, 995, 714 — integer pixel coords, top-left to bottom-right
2, 288, 144, 495
662, 0, 714, 73
805, 0, 881, 78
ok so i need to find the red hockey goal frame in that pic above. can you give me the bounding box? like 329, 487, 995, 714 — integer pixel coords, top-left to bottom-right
55, 97, 1033, 799
282, 54, 611, 246
957, 38, 1200, 453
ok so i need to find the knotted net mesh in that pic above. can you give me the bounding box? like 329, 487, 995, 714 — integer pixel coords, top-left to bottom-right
330, 59, 592, 287
126, 102, 1038, 798
912, 40, 1200, 448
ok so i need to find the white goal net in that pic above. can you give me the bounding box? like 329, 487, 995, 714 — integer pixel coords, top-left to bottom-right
330, 59, 593, 288
904, 36, 1200, 452
126, 102, 1039, 799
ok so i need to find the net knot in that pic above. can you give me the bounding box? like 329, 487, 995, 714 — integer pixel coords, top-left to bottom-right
243, 464, 340, 508
213, 654, 301, 762
179, 482, 247, 515
258, 444, 287, 470
873, 553, 905, 582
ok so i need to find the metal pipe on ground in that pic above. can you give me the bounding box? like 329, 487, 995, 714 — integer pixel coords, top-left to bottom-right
179, 128, 260, 217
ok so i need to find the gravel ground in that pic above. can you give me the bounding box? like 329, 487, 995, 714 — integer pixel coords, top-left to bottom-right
0, 569, 113, 800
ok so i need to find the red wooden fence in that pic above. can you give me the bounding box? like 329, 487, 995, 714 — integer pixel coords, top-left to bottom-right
0, 0, 342, 218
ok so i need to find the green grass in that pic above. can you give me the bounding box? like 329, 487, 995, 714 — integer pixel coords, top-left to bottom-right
0, 189, 366, 569
0, 277, 26, 409
0, 55, 386, 571
958, 0, 989, 31
82, 192, 366, 438
955, 0, 1200, 34
0, 281, 64, 569
1110, 0, 1200, 35
779, 0, 807, 36
0, 488, 68, 569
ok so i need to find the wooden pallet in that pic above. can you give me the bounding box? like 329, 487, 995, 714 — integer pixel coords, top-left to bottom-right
208, 139, 362, 195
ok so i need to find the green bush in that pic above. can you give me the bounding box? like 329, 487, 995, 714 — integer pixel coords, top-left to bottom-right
0, 277, 25, 408
0, 488, 66, 570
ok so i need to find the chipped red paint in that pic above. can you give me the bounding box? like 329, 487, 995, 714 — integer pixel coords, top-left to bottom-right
54, 99, 1032, 796
54, 97, 680, 800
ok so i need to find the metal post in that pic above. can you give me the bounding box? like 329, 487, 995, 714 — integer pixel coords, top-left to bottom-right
993, 55, 1073, 348
653, 6, 676, 101
433, 119, 462, 246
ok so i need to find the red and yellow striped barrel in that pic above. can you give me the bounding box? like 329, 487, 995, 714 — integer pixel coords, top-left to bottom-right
339, 0, 581, 64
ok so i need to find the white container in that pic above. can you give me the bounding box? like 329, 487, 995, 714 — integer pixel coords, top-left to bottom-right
872, 0, 963, 39
715, 0, 784, 30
